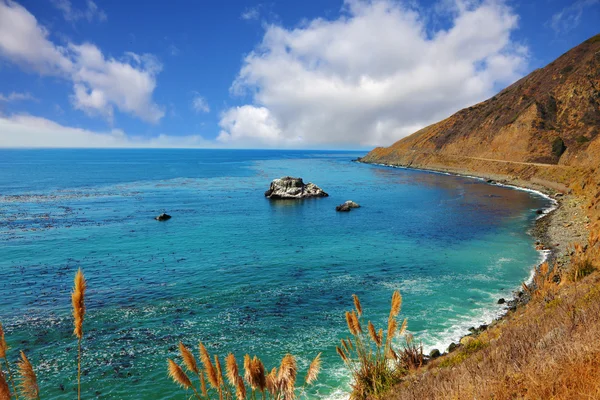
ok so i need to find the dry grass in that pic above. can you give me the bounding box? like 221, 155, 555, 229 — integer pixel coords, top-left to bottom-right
382, 231, 600, 400
71, 268, 86, 400
168, 343, 320, 399
16, 352, 38, 400
337, 291, 422, 399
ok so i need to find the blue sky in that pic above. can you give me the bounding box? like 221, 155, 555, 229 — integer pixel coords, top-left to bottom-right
0, 0, 598, 148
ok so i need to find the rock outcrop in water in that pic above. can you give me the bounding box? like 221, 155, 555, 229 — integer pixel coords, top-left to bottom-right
155, 213, 172, 221
336, 200, 361, 212
264, 177, 328, 199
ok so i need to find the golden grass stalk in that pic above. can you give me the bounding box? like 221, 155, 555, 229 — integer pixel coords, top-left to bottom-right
350, 311, 362, 334
305, 353, 321, 385
398, 318, 408, 337
168, 359, 192, 389
368, 322, 382, 347
199, 342, 219, 389
345, 312, 357, 335
214, 355, 224, 400
17, 351, 38, 400
352, 294, 362, 317
250, 356, 266, 393
225, 353, 240, 387
390, 291, 402, 318
0, 322, 18, 400
243, 354, 252, 388
277, 354, 297, 399
387, 317, 398, 343
199, 370, 208, 398
71, 269, 86, 339
234, 375, 246, 400
266, 367, 277, 397
71, 268, 86, 400
0, 323, 6, 359
1, 370, 11, 400
336, 346, 348, 363
179, 342, 199, 374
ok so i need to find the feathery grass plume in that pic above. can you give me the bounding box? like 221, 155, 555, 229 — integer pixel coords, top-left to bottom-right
250, 356, 266, 393
199, 342, 219, 389
265, 367, 277, 397
0, 322, 18, 400
226, 354, 246, 400
336, 346, 348, 363
199, 370, 208, 398
225, 353, 240, 387
277, 354, 297, 399
305, 353, 321, 385
387, 317, 398, 343
350, 311, 362, 334
214, 355, 224, 400
390, 291, 402, 318
341, 339, 350, 353
71, 269, 86, 339
71, 268, 86, 400
347, 338, 354, 350
214, 355, 224, 386
168, 359, 192, 389
368, 322, 382, 347
234, 376, 246, 400
345, 311, 357, 335
179, 342, 199, 374
0, 323, 6, 359
17, 351, 38, 400
352, 294, 362, 317
1, 370, 11, 400
243, 354, 252, 389
398, 318, 408, 337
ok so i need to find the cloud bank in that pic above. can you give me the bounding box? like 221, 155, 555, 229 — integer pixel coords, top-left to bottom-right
0, 114, 214, 148
218, 0, 528, 148
0, 0, 163, 123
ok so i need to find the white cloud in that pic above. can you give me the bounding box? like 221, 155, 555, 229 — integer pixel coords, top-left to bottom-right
218, 105, 292, 146
0, 114, 215, 148
0, 91, 37, 102
0, 0, 163, 123
220, 0, 528, 148
51, 0, 107, 23
191, 93, 210, 113
549, 0, 599, 34
241, 6, 260, 21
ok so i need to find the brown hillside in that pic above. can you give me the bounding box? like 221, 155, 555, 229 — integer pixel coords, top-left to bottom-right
362, 34, 600, 168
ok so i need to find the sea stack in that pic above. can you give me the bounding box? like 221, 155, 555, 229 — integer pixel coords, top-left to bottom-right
264, 177, 328, 199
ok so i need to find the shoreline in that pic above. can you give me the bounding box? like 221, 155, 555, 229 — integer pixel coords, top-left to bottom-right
356, 159, 589, 355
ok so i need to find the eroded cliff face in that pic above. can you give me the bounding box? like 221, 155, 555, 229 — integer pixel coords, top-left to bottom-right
363, 34, 600, 169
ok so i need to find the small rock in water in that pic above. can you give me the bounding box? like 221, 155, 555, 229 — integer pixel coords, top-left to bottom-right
497, 298, 506, 304
336, 200, 360, 212
536, 209, 544, 215
448, 342, 458, 353
155, 213, 172, 221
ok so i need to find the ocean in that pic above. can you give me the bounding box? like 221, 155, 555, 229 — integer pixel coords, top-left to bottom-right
0, 149, 551, 399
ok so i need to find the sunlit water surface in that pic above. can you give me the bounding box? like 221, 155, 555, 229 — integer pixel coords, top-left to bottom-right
0, 149, 550, 399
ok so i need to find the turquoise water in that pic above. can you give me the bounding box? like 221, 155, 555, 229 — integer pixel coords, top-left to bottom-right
0, 149, 550, 399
